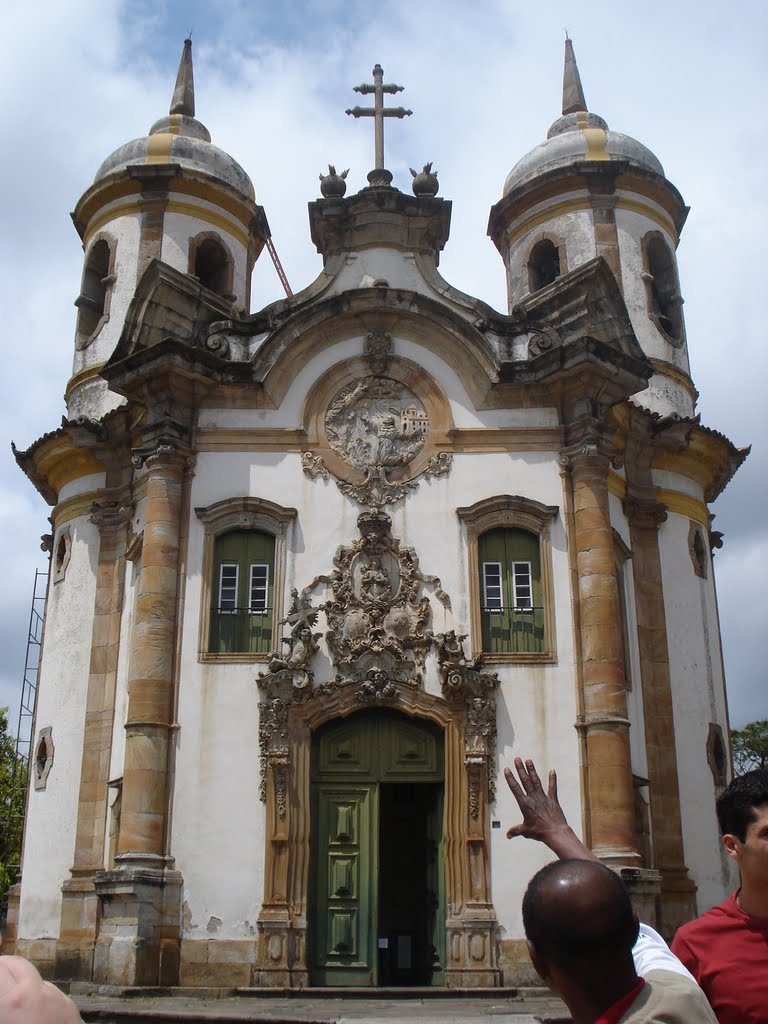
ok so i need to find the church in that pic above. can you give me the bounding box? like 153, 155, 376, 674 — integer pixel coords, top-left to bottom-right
9, 38, 746, 989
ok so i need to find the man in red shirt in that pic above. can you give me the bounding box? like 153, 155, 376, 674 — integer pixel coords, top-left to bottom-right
671, 768, 768, 1023
506, 758, 717, 1023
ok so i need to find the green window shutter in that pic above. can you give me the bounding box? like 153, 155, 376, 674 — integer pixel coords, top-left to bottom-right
479, 528, 543, 654
210, 530, 275, 653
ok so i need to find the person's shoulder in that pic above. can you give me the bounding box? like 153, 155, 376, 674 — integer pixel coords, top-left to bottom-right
674, 893, 738, 941
623, 970, 719, 1023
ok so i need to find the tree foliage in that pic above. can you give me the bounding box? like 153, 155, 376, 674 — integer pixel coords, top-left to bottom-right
0, 707, 27, 899
731, 719, 768, 775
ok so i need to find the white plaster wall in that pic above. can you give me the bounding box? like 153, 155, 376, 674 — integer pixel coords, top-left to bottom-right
172, 442, 582, 943
505, 206, 597, 309
58, 474, 106, 504
658, 512, 734, 911
162, 206, 248, 307
329, 250, 431, 296
198, 335, 560, 432
68, 209, 141, 420
615, 206, 693, 401
608, 494, 648, 782
18, 517, 99, 938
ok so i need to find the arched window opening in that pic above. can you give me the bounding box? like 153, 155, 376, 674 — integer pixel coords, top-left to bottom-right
527, 239, 561, 292
645, 235, 682, 341
688, 521, 709, 579
75, 239, 113, 346
33, 727, 54, 790
478, 527, 544, 654
209, 529, 275, 654
193, 236, 232, 296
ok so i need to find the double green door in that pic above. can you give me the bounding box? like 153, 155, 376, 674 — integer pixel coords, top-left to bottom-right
311, 710, 445, 987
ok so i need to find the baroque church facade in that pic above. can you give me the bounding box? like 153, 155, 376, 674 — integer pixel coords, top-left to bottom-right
10, 40, 746, 988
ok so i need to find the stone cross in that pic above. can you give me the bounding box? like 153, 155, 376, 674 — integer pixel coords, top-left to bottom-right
346, 64, 412, 186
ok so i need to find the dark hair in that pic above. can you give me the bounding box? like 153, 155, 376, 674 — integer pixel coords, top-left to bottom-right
522, 859, 636, 969
716, 768, 768, 841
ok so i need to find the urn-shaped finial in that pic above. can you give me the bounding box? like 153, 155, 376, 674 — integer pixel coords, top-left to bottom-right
319, 164, 349, 198
410, 162, 439, 197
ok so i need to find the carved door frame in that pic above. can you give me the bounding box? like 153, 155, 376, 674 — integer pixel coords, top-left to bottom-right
254, 683, 501, 988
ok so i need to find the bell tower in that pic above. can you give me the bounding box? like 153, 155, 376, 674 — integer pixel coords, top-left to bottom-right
488, 38, 694, 419
67, 38, 270, 421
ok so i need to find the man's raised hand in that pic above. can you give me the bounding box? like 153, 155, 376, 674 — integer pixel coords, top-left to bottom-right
504, 756, 598, 862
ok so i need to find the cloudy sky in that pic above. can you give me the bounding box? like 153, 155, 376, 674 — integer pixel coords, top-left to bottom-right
0, 0, 765, 738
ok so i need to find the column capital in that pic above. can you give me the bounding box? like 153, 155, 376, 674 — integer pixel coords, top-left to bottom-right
560, 436, 621, 473
624, 495, 668, 529
132, 442, 196, 474
89, 497, 134, 533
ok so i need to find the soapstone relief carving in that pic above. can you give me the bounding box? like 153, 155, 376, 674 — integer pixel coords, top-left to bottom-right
256, 513, 497, 818
435, 629, 499, 807
325, 377, 428, 472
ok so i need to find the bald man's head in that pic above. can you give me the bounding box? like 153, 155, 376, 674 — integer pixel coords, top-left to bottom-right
522, 859, 638, 971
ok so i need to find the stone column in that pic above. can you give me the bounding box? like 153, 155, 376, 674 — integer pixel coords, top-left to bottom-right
625, 496, 696, 933
56, 498, 131, 980
568, 445, 639, 866
94, 444, 188, 986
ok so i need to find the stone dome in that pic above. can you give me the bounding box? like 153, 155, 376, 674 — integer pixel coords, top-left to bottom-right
503, 38, 664, 196
94, 39, 255, 202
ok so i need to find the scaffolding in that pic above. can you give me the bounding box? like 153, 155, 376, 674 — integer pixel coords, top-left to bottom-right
1, 569, 48, 921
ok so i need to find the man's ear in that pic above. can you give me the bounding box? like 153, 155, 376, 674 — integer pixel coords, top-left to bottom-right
722, 833, 741, 863
527, 938, 548, 982
631, 912, 640, 945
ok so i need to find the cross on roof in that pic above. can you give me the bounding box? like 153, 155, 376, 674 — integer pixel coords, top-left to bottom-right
346, 64, 412, 186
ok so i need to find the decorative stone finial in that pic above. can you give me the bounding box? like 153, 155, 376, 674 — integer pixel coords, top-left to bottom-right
170, 37, 195, 117
319, 164, 349, 198
562, 35, 587, 115
410, 162, 439, 197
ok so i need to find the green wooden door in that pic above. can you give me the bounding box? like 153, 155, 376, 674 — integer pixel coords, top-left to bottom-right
310, 711, 444, 987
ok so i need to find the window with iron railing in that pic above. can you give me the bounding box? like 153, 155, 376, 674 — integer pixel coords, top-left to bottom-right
210, 530, 274, 654
479, 528, 545, 654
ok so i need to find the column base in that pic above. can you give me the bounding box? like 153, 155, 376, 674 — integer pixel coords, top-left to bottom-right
657, 867, 698, 938
2, 880, 22, 954
93, 866, 182, 986
55, 877, 100, 980
253, 910, 308, 988
617, 867, 663, 928
445, 907, 501, 988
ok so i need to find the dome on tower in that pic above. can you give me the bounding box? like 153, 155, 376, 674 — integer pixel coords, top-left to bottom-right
94, 39, 255, 200
503, 38, 663, 196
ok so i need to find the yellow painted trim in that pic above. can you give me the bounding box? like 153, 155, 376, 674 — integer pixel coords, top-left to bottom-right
84, 197, 251, 250
164, 200, 250, 248
52, 491, 103, 528
195, 426, 563, 454
504, 194, 679, 250
648, 359, 697, 402
615, 197, 678, 243
83, 203, 140, 246
196, 428, 307, 452
584, 128, 611, 161
656, 489, 709, 526
504, 197, 590, 247
65, 363, 107, 403
146, 133, 175, 164
608, 472, 627, 499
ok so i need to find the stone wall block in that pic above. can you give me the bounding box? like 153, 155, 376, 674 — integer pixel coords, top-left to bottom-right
576, 546, 616, 577
122, 730, 167, 771
115, 811, 164, 853
179, 962, 251, 987
180, 939, 209, 963
207, 939, 256, 964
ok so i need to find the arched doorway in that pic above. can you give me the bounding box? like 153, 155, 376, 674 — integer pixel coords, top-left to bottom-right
310, 710, 445, 986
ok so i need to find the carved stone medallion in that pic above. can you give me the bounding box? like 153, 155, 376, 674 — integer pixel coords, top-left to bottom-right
325, 377, 429, 473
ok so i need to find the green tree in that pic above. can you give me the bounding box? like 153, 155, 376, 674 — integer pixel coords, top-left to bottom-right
731, 719, 768, 774
0, 707, 28, 899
